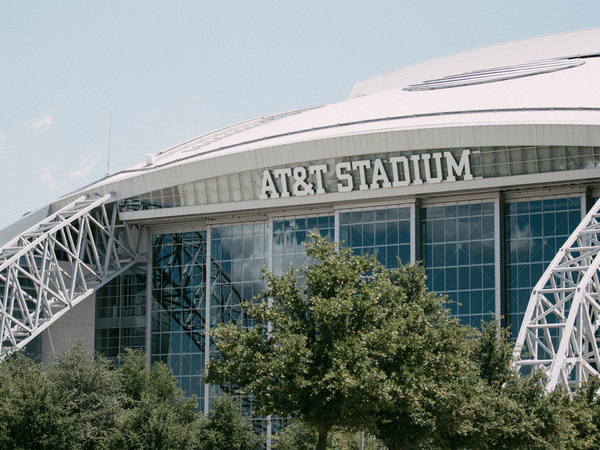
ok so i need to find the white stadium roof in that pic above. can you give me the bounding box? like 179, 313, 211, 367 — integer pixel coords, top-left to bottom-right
99, 28, 600, 180
2, 28, 600, 241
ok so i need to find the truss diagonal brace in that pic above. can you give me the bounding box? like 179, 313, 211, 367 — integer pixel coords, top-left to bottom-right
514, 198, 600, 392
0, 194, 143, 358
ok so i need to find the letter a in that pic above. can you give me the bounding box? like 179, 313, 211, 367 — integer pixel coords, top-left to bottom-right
260, 170, 279, 199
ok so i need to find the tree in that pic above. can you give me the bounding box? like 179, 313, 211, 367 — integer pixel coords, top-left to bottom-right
109, 350, 202, 449
207, 234, 480, 449
46, 341, 123, 449
0, 353, 75, 449
272, 421, 385, 450
206, 235, 394, 448
468, 320, 599, 450
118, 348, 149, 407
0, 345, 263, 450
198, 394, 263, 450
369, 263, 490, 449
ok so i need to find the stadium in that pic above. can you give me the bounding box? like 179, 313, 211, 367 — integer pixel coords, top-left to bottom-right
2, 28, 600, 435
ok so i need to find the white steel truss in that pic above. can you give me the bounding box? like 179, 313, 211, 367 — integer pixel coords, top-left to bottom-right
514, 197, 600, 392
0, 194, 141, 358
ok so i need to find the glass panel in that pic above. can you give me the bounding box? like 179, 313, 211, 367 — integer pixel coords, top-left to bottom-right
95, 264, 147, 363
505, 196, 581, 337
421, 201, 495, 327
151, 232, 207, 404
339, 205, 411, 268
272, 214, 334, 275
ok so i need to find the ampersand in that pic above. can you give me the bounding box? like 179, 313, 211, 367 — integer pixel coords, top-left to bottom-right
292, 167, 314, 196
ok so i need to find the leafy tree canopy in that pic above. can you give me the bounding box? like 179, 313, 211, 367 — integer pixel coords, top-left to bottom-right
206, 235, 482, 449
0, 345, 262, 450
199, 393, 263, 450
207, 234, 600, 449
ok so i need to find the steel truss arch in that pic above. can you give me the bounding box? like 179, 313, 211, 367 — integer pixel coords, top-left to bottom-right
0, 194, 142, 358
514, 197, 600, 392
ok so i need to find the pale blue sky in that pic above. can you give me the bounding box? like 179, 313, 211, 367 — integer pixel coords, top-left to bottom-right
1, 1, 599, 228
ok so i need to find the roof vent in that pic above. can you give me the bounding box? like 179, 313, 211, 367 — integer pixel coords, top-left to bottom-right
145, 153, 156, 166
404, 57, 585, 92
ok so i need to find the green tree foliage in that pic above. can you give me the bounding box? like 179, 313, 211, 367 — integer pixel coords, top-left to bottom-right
198, 393, 263, 450
46, 341, 123, 449
272, 421, 318, 450
366, 263, 498, 449
207, 234, 600, 449
572, 377, 600, 449
207, 235, 404, 448
207, 235, 492, 448
0, 353, 74, 449
0, 346, 262, 450
272, 421, 385, 450
6, 237, 600, 449
109, 349, 202, 449
469, 320, 600, 450
118, 348, 148, 406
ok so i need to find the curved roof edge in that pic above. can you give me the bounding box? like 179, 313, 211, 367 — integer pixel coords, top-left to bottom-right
27, 121, 600, 228
348, 28, 600, 99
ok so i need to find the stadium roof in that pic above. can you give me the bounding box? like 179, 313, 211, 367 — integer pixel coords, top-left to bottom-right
2, 28, 600, 242
98, 28, 600, 180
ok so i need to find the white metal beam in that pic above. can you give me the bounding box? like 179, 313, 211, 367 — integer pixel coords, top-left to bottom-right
0, 194, 142, 358
514, 197, 600, 392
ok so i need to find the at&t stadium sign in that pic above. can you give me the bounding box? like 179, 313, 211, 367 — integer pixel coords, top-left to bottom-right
259, 149, 474, 200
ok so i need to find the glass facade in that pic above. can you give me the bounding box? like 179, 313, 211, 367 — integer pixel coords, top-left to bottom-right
151, 232, 208, 405
97, 190, 588, 443
210, 223, 268, 332
209, 222, 269, 432
505, 196, 582, 337
272, 214, 335, 275
421, 202, 496, 327
95, 264, 147, 361
339, 205, 411, 267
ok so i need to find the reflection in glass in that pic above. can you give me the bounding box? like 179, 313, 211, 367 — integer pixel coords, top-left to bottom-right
95, 264, 147, 361
272, 214, 334, 275
421, 202, 495, 327
151, 232, 207, 405
505, 196, 581, 337
339, 206, 411, 268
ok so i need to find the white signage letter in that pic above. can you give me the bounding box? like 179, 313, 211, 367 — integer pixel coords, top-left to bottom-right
292, 167, 314, 196
389, 156, 410, 187
444, 150, 473, 181
410, 155, 423, 185
370, 158, 391, 189
260, 170, 279, 199
274, 168, 293, 198
351, 160, 371, 191
422, 153, 443, 184
309, 164, 328, 195
336, 162, 353, 192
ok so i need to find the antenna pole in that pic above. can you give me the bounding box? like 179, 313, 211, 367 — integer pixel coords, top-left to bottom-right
106, 111, 112, 177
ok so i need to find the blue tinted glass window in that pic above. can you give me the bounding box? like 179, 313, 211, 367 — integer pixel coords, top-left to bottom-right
272, 214, 334, 275
150, 232, 207, 405
339, 205, 411, 267
210, 223, 267, 332
95, 264, 147, 362
505, 196, 581, 337
421, 201, 495, 327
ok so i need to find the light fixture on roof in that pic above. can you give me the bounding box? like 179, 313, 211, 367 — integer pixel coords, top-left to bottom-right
145, 153, 156, 166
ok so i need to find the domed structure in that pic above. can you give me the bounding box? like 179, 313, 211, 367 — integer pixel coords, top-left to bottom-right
2, 28, 600, 433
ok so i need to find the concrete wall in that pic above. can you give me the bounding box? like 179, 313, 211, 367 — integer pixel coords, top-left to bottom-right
41, 293, 95, 366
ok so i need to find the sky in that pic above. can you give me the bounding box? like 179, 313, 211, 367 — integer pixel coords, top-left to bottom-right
1, 1, 599, 229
